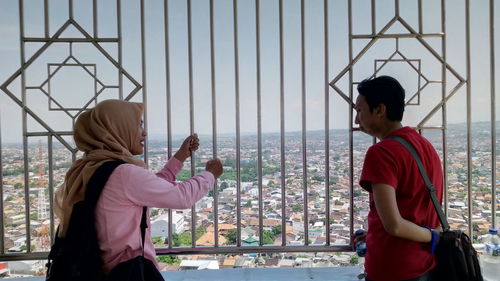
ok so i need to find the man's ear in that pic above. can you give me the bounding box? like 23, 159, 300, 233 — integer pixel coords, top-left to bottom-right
375, 104, 387, 119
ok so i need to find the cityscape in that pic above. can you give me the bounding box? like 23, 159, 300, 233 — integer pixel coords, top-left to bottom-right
0, 122, 498, 277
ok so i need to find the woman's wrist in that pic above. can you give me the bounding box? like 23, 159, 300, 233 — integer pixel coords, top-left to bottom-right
173, 151, 188, 162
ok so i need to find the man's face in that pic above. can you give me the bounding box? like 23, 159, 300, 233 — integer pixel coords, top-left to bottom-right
130, 120, 147, 155
354, 95, 378, 137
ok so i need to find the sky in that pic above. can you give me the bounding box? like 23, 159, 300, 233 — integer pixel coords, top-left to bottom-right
0, 0, 498, 143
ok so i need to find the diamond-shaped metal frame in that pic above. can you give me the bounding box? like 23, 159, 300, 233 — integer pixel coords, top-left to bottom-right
38, 53, 120, 118
375, 58, 422, 105
0, 19, 142, 151
47, 63, 97, 111
329, 15, 466, 129
371, 49, 436, 106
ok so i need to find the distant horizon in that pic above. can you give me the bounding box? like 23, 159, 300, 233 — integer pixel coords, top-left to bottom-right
1, 120, 498, 146
147, 119, 500, 140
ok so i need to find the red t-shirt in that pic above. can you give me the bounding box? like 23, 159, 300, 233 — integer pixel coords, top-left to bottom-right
360, 127, 443, 281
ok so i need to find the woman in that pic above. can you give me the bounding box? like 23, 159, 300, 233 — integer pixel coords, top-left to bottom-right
54, 99, 222, 277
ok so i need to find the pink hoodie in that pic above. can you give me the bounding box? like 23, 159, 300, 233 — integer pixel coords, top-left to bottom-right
95, 157, 214, 273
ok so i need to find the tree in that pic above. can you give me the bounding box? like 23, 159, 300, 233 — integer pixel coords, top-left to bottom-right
172, 233, 180, 246
263, 230, 276, 244
172, 232, 192, 246
220, 169, 236, 181
321, 217, 334, 225
353, 189, 363, 197
272, 225, 282, 236
292, 204, 302, 212
220, 181, 229, 190
150, 209, 159, 217
157, 255, 181, 265
350, 255, 359, 265
226, 229, 237, 245
151, 236, 164, 246
196, 228, 206, 240
244, 200, 252, 207
311, 175, 323, 182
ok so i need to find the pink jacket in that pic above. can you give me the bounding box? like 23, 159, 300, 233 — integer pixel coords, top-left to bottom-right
95, 157, 214, 273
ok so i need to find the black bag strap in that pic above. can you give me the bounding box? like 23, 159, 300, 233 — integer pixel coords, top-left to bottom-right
49, 161, 125, 258
140, 206, 147, 256
86, 160, 148, 256
85, 160, 126, 205
389, 136, 450, 231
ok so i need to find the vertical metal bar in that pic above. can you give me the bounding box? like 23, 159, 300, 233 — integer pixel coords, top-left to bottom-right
47, 64, 51, 109
301, 0, 309, 245
489, 0, 497, 229
232, 0, 242, 247
279, 0, 287, 247
186, 0, 196, 247
418, 0, 423, 34
371, 0, 376, 35
187, 0, 194, 169
19, 0, 31, 254
348, 0, 355, 239
394, 0, 399, 18
0, 107, 4, 254
209, 0, 219, 247
94, 64, 98, 103
164, 0, 173, 249
465, 0, 473, 236
93, 0, 98, 38
48, 136, 55, 243
44, 0, 49, 38
117, 0, 123, 100
140, 0, 148, 166
255, 0, 264, 246
324, 0, 331, 246
69, 0, 73, 20
164, 0, 172, 165
440, 0, 448, 220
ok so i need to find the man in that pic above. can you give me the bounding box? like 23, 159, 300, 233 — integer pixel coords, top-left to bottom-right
354, 76, 442, 281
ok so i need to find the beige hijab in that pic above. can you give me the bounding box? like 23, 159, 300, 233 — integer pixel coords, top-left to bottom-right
54, 99, 147, 237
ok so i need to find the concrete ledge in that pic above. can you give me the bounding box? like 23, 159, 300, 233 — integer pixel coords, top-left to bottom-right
8, 266, 363, 281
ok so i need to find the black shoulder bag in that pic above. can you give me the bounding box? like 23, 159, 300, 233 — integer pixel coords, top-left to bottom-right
106, 206, 165, 281
46, 160, 125, 281
390, 136, 483, 281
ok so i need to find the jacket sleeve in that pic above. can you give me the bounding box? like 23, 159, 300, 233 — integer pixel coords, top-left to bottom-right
155, 157, 183, 183
119, 164, 215, 209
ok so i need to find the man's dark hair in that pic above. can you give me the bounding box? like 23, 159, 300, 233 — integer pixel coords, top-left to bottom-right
357, 76, 405, 121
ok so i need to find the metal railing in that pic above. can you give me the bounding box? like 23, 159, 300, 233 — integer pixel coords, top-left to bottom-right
0, 0, 497, 262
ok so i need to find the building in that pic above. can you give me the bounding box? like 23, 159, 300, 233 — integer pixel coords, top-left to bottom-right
151, 213, 185, 238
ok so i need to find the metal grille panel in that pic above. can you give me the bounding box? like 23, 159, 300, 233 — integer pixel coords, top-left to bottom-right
0, 0, 497, 261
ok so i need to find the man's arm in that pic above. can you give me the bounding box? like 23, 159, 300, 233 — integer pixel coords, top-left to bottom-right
372, 182, 432, 242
